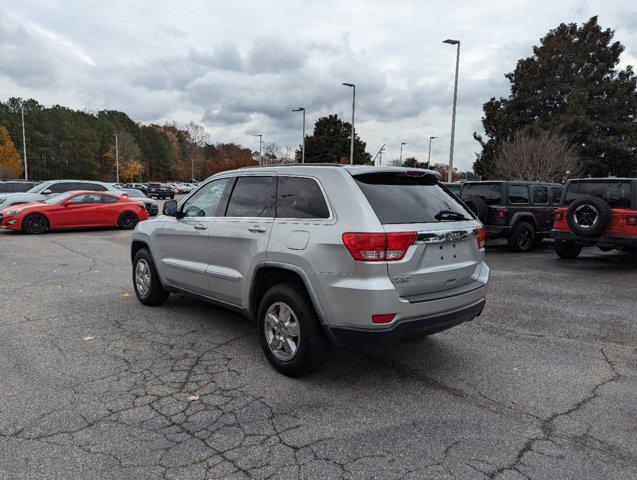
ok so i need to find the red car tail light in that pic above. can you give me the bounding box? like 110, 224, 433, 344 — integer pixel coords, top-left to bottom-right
475, 226, 486, 249
497, 208, 507, 219
626, 214, 637, 226
372, 313, 396, 324
555, 210, 564, 221
342, 232, 417, 262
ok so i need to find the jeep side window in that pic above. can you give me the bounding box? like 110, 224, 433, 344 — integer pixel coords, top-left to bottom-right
532, 186, 548, 204
182, 178, 229, 217
508, 185, 529, 204
461, 183, 502, 205
226, 177, 276, 218
276, 177, 329, 219
551, 187, 563, 205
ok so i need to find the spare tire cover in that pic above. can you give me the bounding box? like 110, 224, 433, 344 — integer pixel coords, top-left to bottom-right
566, 196, 612, 237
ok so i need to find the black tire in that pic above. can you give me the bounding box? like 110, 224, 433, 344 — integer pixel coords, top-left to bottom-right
464, 196, 489, 223
508, 221, 535, 252
554, 240, 582, 259
598, 245, 615, 252
132, 248, 169, 306
118, 211, 139, 230
566, 196, 612, 237
170, 195, 174, 199
257, 283, 327, 377
21, 213, 49, 234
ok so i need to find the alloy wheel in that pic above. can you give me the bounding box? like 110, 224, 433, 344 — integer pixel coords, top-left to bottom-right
264, 302, 301, 361
135, 259, 151, 296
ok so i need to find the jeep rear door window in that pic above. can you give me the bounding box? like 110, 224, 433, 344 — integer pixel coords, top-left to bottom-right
551, 187, 563, 205
509, 185, 529, 204
532, 186, 548, 204
461, 183, 502, 205
353, 172, 472, 224
226, 176, 276, 217
276, 177, 330, 219
564, 181, 632, 208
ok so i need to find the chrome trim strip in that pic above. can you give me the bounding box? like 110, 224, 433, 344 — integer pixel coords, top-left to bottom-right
415, 228, 476, 244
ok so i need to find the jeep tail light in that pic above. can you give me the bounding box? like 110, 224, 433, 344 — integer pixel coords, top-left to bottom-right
626, 214, 637, 226
372, 313, 396, 324
342, 232, 417, 261
475, 226, 486, 249
497, 208, 507, 219
555, 210, 564, 221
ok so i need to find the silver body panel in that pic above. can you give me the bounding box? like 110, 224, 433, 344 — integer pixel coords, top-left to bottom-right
132, 165, 489, 333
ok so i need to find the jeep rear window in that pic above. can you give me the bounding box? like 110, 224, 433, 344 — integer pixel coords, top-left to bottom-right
460, 183, 502, 205
353, 172, 472, 224
564, 181, 632, 208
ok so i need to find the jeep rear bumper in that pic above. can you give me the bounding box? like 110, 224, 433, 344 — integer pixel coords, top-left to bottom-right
552, 230, 637, 248
486, 225, 511, 239
328, 298, 486, 347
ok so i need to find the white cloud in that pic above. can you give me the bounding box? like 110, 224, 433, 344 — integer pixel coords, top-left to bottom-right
0, 0, 634, 171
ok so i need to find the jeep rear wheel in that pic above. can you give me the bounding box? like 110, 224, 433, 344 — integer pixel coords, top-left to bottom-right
508, 221, 535, 252
257, 283, 327, 377
554, 240, 582, 260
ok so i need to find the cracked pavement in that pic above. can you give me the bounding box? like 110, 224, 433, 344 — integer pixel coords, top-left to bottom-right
0, 227, 635, 479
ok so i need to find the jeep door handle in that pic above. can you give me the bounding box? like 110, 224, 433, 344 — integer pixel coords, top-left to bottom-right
194, 223, 207, 230
248, 226, 267, 233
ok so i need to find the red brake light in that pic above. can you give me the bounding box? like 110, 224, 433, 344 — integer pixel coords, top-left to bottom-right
497, 208, 507, 219
475, 226, 486, 249
555, 210, 564, 221
342, 232, 417, 262
626, 214, 637, 226
372, 313, 396, 324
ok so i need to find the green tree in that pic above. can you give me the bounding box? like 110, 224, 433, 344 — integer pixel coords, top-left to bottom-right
474, 17, 637, 178
402, 157, 430, 169
296, 114, 371, 164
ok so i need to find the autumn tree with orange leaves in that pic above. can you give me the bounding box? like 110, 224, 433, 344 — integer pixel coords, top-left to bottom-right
205, 143, 257, 175
0, 126, 24, 178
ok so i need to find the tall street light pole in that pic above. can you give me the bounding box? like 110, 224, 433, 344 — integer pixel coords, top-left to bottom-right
21, 105, 28, 180
292, 107, 306, 163
399, 142, 407, 163
114, 134, 120, 183
443, 38, 460, 182
342, 83, 355, 164
252, 134, 263, 165
428, 136, 438, 165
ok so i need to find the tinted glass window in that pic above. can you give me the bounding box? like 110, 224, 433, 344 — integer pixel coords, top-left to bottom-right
13, 182, 36, 192
564, 181, 632, 208
48, 182, 75, 193
226, 177, 276, 217
276, 177, 329, 219
76, 182, 106, 191
102, 195, 119, 204
182, 178, 229, 217
43, 192, 76, 204
509, 185, 529, 204
354, 173, 472, 224
551, 187, 563, 205
461, 183, 502, 205
69, 194, 90, 204
123, 189, 145, 198
532, 186, 548, 204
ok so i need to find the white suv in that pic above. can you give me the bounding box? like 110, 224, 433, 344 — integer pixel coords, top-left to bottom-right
131, 165, 490, 376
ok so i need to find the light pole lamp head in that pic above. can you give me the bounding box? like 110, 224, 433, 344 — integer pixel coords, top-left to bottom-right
292, 107, 305, 112
401, 142, 407, 146
430, 136, 438, 140
443, 39, 460, 45
342, 83, 355, 88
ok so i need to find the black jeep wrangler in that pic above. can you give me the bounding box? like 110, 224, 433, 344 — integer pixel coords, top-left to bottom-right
460, 181, 563, 252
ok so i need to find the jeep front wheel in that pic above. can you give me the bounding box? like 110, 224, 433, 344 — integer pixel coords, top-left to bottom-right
257, 283, 327, 377
554, 240, 582, 260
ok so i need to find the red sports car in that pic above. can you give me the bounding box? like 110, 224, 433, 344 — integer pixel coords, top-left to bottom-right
0, 190, 148, 234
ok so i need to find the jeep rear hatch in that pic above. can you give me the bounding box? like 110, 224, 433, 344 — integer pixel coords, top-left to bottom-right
352, 171, 484, 298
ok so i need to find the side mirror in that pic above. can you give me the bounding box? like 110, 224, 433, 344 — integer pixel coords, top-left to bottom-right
42, 189, 53, 195
61, 201, 71, 207
163, 199, 180, 216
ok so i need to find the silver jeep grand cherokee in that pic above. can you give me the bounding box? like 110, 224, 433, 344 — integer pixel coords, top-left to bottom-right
131, 165, 489, 376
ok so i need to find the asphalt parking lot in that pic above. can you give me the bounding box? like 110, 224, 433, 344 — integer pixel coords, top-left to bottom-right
0, 223, 635, 479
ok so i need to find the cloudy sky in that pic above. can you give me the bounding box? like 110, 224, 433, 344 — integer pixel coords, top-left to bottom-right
1, 0, 635, 171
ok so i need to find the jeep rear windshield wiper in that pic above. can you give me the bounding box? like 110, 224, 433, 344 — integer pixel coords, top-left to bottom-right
434, 210, 469, 221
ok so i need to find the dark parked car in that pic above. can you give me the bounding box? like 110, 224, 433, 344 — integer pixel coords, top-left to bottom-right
122, 188, 159, 216
461, 181, 563, 252
552, 178, 636, 262
123, 183, 149, 194
146, 182, 174, 199
0, 181, 39, 193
